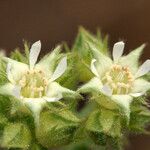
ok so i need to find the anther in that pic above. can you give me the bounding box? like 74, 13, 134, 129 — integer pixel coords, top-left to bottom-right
122, 66, 129, 72
38, 70, 43, 74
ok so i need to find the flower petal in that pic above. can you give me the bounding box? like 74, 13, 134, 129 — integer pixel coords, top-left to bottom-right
29, 40, 41, 69
50, 57, 67, 82
12, 86, 21, 99
119, 44, 145, 74
132, 79, 150, 94
43, 94, 62, 102
113, 41, 125, 62
23, 98, 46, 126
6, 63, 15, 83
90, 59, 99, 77
135, 59, 150, 78
101, 84, 112, 96
3, 57, 28, 81
78, 77, 103, 94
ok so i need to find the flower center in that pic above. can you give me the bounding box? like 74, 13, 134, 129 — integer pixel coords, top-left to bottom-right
18, 69, 48, 98
102, 65, 134, 94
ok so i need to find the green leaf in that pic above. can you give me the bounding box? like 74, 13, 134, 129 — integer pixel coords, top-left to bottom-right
37, 110, 80, 148
86, 109, 122, 145
10, 40, 30, 64
1, 123, 32, 149
129, 105, 150, 134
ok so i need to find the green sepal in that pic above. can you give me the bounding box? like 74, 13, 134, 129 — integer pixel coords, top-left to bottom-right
0, 113, 8, 127
0, 95, 11, 116
72, 35, 93, 82
71, 27, 108, 82
36, 45, 62, 77
57, 53, 79, 90
1, 122, 32, 149
71, 27, 110, 82
30, 143, 48, 150
10, 40, 30, 64
86, 109, 122, 146
129, 100, 150, 134
0, 114, 8, 143
73, 27, 109, 55
37, 109, 80, 148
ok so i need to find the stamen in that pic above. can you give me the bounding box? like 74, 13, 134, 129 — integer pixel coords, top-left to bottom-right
18, 69, 48, 98
103, 65, 134, 94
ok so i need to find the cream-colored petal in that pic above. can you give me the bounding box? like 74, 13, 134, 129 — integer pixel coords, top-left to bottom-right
101, 84, 112, 96
3, 57, 28, 81
50, 57, 67, 82
135, 59, 150, 78
29, 40, 41, 69
90, 59, 99, 77
6, 63, 15, 83
12, 86, 21, 99
113, 41, 125, 62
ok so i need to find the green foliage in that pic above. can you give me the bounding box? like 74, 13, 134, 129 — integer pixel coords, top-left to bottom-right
1, 123, 32, 149
71, 27, 109, 82
129, 97, 150, 134
57, 53, 79, 90
86, 109, 122, 146
0, 28, 149, 150
37, 109, 80, 148
10, 41, 30, 64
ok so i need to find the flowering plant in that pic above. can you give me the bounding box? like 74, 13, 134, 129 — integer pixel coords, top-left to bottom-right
0, 28, 150, 150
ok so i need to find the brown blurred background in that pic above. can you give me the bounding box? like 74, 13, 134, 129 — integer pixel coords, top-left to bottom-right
0, 0, 150, 149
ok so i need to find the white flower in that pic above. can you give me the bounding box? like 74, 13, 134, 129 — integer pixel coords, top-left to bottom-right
0, 41, 78, 124
79, 41, 150, 118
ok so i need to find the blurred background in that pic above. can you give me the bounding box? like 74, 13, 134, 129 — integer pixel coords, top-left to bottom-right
0, 0, 149, 149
